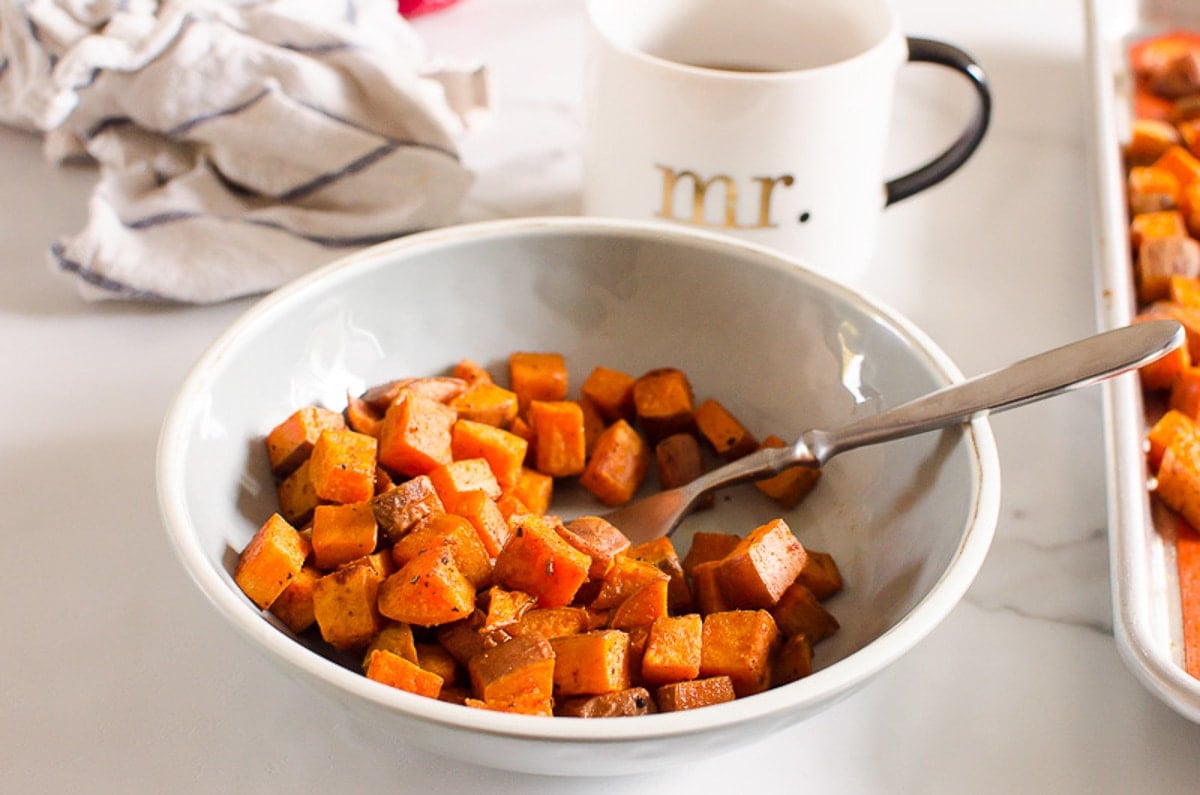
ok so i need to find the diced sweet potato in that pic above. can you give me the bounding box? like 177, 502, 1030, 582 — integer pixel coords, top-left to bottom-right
365, 649, 444, 699
1156, 438, 1200, 530
436, 613, 487, 666
416, 641, 460, 686
311, 559, 387, 651
361, 377, 468, 412
451, 420, 527, 489
581, 366, 636, 423
580, 397, 606, 458
1139, 235, 1200, 302
610, 578, 670, 630
1155, 145, 1200, 188
795, 549, 844, 601
681, 532, 742, 578
508, 352, 568, 411
1128, 117, 1181, 163
655, 675, 736, 712
772, 633, 814, 686
377, 392, 456, 477
550, 629, 631, 696
641, 613, 702, 685
509, 467, 553, 515
377, 547, 476, 627
1140, 300, 1200, 362
590, 555, 670, 610
428, 457, 502, 505
558, 515, 631, 579
478, 586, 538, 633
1135, 312, 1191, 389
771, 581, 840, 643
699, 610, 780, 697
632, 367, 695, 443
452, 358, 493, 385
508, 606, 590, 640
690, 560, 732, 615
365, 621, 419, 666
628, 536, 693, 613
716, 518, 807, 609
754, 435, 821, 509
580, 419, 650, 506
1172, 366, 1200, 417
444, 488, 512, 558
370, 475, 445, 543
276, 458, 320, 527
1129, 164, 1182, 206
449, 381, 520, 428
311, 501, 378, 570
528, 400, 587, 477
1149, 409, 1200, 469
390, 513, 493, 590
493, 514, 592, 607
468, 635, 556, 715
344, 392, 383, 438
694, 398, 758, 461
309, 428, 378, 505
234, 513, 311, 610
266, 406, 346, 477
268, 563, 320, 633
654, 433, 714, 509
557, 687, 656, 717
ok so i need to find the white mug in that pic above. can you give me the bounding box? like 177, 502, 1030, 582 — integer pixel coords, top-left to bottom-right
581, 0, 990, 283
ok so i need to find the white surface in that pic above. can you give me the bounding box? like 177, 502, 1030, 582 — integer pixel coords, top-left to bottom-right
4, 0, 1200, 792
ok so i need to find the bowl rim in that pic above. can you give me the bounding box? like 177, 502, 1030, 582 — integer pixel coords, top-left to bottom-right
157, 215, 1000, 743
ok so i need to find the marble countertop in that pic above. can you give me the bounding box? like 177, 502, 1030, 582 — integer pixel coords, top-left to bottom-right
5, 0, 1200, 791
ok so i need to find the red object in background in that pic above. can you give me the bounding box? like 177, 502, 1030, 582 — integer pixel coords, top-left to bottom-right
398, 0, 461, 17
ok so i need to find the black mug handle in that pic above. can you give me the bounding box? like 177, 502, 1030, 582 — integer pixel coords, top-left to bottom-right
885, 37, 992, 206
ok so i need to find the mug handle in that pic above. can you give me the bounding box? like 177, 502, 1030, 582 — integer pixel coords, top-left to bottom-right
884, 37, 992, 206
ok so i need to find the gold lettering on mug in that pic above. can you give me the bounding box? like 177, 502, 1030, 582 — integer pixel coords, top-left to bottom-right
654, 165, 794, 229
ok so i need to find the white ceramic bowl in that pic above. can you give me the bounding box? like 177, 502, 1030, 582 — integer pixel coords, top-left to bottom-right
157, 217, 999, 776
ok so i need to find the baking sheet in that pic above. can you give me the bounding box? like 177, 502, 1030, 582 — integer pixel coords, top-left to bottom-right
1086, 0, 1200, 723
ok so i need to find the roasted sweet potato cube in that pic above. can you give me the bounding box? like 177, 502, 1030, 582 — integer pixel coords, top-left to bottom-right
451, 419, 527, 489
642, 613, 703, 685
277, 459, 320, 527
681, 531, 742, 579
416, 641, 460, 686
508, 466, 553, 515
311, 501, 378, 570
390, 513, 493, 590
377, 547, 476, 627
468, 635, 556, 714
312, 559, 387, 651
655, 675, 736, 712
1140, 300, 1200, 363
771, 580, 840, 643
796, 549, 844, 601
632, 367, 695, 443
452, 358, 493, 385
344, 392, 383, 438
365, 621, 419, 667
1127, 117, 1180, 163
493, 514, 592, 607
1155, 145, 1200, 188
377, 392, 456, 478
690, 560, 732, 615
559, 515, 631, 579
235, 513, 311, 610
581, 366, 636, 423
449, 381, 520, 428
654, 433, 714, 510
478, 586, 538, 633
308, 428, 378, 505
694, 399, 759, 461
1155, 438, 1200, 529
579, 398, 606, 458
772, 633, 814, 686
495, 492, 531, 521
444, 488, 512, 558
716, 518, 807, 609
269, 563, 320, 633
528, 400, 587, 477
428, 457, 502, 505
699, 610, 780, 697
361, 377, 468, 412
436, 613, 487, 666
266, 406, 346, 477
1129, 164, 1182, 206
1167, 364, 1200, 422
550, 629, 631, 696
1148, 409, 1200, 469
508, 352, 568, 410
509, 606, 590, 640
628, 536, 693, 613
365, 649, 444, 699
580, 419, 651, 506
1135, 312, 1190, 390
590, 555, 670, 610
610, 577, 670, 630
754, 435, 821, 509
557, 687, 656, 717
1139, 235, 1200, 302
370, 475, 445, 543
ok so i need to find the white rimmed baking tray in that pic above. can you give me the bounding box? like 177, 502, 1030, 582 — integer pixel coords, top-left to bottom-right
1086, 0, 1200, 723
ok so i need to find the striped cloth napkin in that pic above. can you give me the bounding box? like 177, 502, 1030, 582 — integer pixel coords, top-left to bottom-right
0, 0, 487, 302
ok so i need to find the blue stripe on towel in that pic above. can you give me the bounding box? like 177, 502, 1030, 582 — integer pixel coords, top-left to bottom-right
276, 142, 396, 202
51, 243, 176, 302
120, 208, 415, 249
166, 87, 272, 137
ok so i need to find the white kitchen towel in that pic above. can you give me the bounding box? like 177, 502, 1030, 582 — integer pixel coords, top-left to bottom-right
0, 0, 487, 302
